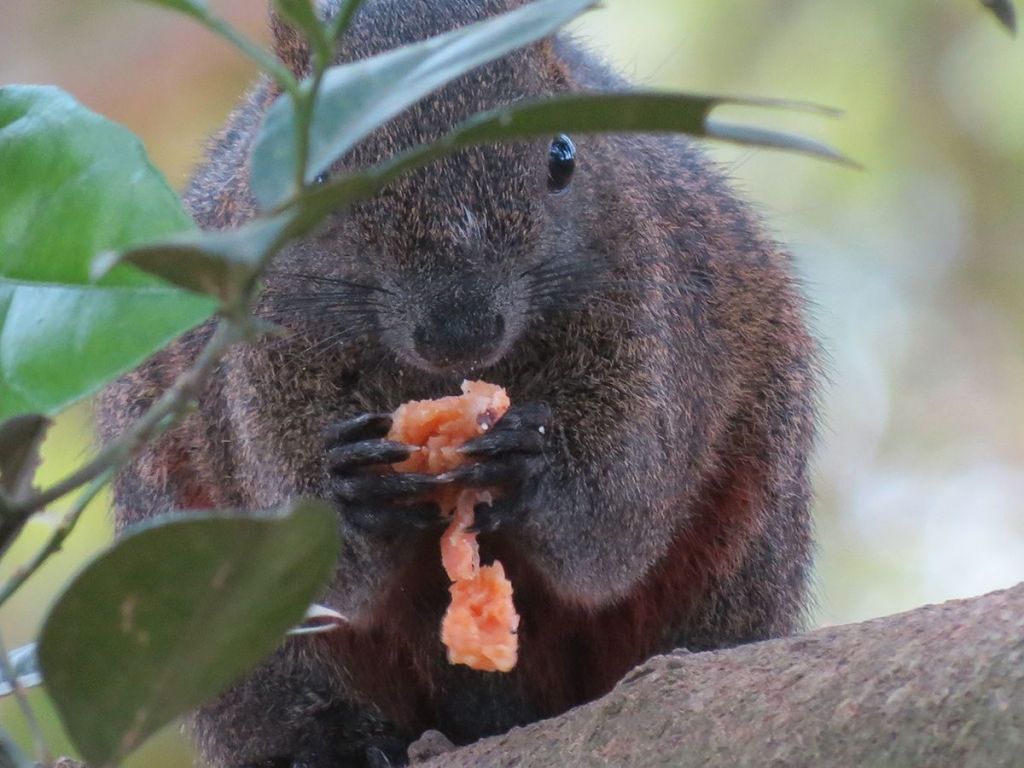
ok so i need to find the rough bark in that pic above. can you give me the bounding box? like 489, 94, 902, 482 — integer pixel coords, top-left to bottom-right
416, 582, 1024, 767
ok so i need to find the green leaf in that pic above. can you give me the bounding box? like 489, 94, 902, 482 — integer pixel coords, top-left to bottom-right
288, 90, 849, 231
0, 644, 41, 699
0, 726, 32, 768
119, 93, 846, 308
0, 414, 49, 502
980, 0, 1018, 32
251, 0, 599, 209
0, 85, 215, 422
38, 501, 338, 767
189, 92, 847, 280
95, 211, 298, 305
442, 92, 851, 165
143, 92, 846, 288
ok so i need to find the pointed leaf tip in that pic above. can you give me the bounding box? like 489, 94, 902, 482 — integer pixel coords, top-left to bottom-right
0, 414, 50, 503
982, 0, 1018, 33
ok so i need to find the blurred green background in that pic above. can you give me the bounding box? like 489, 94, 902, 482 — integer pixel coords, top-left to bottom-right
2, 0, 1023, 764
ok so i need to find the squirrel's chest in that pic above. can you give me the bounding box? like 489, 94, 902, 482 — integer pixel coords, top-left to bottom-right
321, 537, 677, 743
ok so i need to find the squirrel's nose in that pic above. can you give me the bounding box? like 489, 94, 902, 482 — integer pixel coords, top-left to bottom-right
413, 308, 506, 370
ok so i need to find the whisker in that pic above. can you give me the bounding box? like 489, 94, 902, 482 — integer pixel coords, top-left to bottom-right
300, 323, 376, 357
266, 270, 394, 296
269, 297, 388, 310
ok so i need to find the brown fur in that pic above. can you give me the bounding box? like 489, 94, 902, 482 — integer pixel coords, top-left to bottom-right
316, 448, 798, 741
97, 1, 818, 765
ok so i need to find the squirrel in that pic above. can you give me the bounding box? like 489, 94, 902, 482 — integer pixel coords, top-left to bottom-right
97, 0, 818, 766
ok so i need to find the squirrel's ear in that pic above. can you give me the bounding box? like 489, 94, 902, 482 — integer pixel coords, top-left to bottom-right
270, 10, 312, 77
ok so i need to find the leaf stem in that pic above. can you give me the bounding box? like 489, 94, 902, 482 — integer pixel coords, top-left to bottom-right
139, 0, 300, 96
293, 13, 335, 196
293, 69, 325, 193
0, 631, 49, 765
330, 0, 365, 42
204, 14, 301, 99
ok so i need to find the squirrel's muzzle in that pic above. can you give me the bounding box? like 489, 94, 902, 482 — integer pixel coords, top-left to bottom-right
412, 302, 507, 371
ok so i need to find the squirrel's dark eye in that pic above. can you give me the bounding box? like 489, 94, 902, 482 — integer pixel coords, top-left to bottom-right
547, 134, 576, 194
313, 172, 329, 186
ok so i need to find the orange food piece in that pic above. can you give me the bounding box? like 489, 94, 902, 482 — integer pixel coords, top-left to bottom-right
440, 490, 486, 582
391, 380, 510, 474
388, 381, 519, 672
441, 562, 520, 673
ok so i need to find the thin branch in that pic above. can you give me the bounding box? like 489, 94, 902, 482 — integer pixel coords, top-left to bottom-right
0, 469, 113, 609
293, 68, 327, 193
293, 2, 340, 199
0, 631, 49, 765
204, 15, 301, 99
149, 1, 301, 99
330, 0, 366, 42
10, 320, 246, 517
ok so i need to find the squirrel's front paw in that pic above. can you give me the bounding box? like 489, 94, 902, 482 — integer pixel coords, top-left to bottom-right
445, 402, 552, 534
325, 413, 448, 537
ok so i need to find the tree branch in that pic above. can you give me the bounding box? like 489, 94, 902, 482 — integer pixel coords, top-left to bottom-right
417, 583, 1024, 767
47, 584, 1024, 767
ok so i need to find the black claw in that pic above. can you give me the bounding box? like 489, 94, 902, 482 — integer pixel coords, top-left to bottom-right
460, 427, 544, 458
491, 402, 552, 433
346, 501, 445, 536
467, 495, 523, 534
328, 439, 411, 473
442, 457, 526, 488
324, 413, 393, 446
333, 472, 448, 503
327, 404, 550, 540
365, 748, 392, 768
